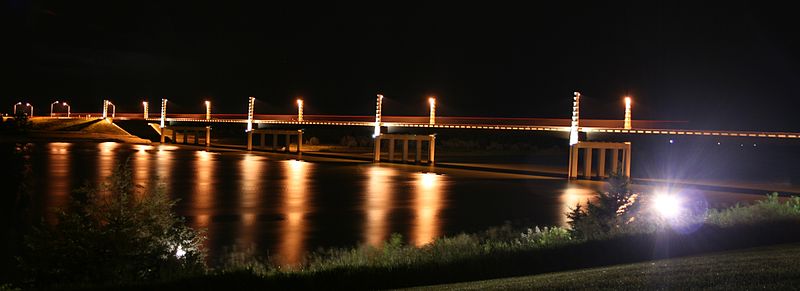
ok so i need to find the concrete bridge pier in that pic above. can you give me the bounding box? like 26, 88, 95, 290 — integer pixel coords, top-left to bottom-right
374, 133, 435, 164
247, 129, 303, 157
160, 126, 211, 146
568, 141, 631, 179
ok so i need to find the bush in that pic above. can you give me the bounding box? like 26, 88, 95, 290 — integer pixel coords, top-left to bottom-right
567, 173, 641, 240
18, 161, 206, 288
516, 226, 573, 248
706, 193, 800, 227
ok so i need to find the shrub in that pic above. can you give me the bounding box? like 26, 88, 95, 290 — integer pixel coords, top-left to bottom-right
18, 161, 206, 287
567, 173, 641, 240
706, 193, 800, 227
516, 226, 573, 248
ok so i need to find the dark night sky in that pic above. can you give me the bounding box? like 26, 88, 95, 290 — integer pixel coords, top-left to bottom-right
3, 1, 799, 131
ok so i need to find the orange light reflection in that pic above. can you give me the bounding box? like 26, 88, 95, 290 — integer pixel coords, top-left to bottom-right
193, 150, 215, 229
238, 154, 265, 248
96, 142, 118, 192
412, 172, 445, 246
278, 159, 312, 266
46, 143, 72, 223
363, 166, 396, 247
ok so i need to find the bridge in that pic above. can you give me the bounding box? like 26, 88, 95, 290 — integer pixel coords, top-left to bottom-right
13, 93, 800, 180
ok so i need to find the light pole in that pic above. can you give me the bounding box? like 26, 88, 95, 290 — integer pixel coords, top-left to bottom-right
205, 100, 211, 120
103, 100, 109, 119
143, 101, 149, 119
623, 96, 632, 130
428, 97, 436, 125
13, 102, 21, 115
63, 102, 70, 117
246, 96, 255, 132
102, 100, 115, 118
296, 98, 303, 122
27, 103, 33, 117
569, 92, 580, 146
51, 101, 60, 117
160, 99, 168, 128
373, 94, 383, 138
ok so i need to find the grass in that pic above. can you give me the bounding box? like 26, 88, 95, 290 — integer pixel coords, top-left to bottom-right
408, 242, 800, 290
103, 220, 800, 290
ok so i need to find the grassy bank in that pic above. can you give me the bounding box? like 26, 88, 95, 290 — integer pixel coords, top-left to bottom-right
104, 219, 800, 290
409, 242, 800, 290
1, 118, 151, 144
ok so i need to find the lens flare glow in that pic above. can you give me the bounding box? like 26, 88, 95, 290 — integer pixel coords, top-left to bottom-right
653, 193, 682, 219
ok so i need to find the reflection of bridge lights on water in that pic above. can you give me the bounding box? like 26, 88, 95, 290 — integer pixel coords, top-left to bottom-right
278, 159, 312, 266
364, 166, 396, 246
193, 150, 216, 228
412, 172, 445, 246
46, 142, 72, 223
238, 154, 264, 248
97, 142, 119, 188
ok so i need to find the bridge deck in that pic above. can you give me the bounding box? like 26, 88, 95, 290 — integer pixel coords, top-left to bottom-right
56, 114, 800, 139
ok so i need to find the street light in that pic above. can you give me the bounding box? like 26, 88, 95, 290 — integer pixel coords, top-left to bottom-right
428, 97, 436, 125
205, 100, 211, 120
624, 96, 632, 130
51, 101, 60, 117
143, 101, 149, 119
373, 94, 383, 138
569, 92, 580, 146
246, 96, 255, 132
160, 99, 168, 128
296, 98, 304, 122
27, 103, 33, 117
63, 102, 70, 117
103, 100, 115, 119
13, 102, 21, 115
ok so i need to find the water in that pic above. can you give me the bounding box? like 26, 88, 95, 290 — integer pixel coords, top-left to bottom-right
0, 141, 770, 266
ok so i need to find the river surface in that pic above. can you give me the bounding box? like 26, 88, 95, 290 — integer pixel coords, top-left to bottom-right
0, 141, 771, 266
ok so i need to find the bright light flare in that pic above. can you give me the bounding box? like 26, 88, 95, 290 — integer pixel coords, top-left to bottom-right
653, 193, 682, 219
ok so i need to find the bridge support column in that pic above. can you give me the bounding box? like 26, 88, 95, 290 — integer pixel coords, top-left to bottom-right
285, 134, 291, 152
429, 135, 436, 164
625, 143, 632, 177
568, 145, 579, 178
388, 139, 395, 161
611, 149, 619, 174
297, 131, 303, 158
597, 149, 606, 178
402, 140, 409, 162
374, 136, 382, 162
416, 140, 422, 163
273, 134, 278, 151
206, 126, 211, 147
247, 131, 253, 150
583, 148, 592, 179
160, 127, 166, 143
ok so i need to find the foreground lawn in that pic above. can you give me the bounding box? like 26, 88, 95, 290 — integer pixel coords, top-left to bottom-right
409, 243, 800, 290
